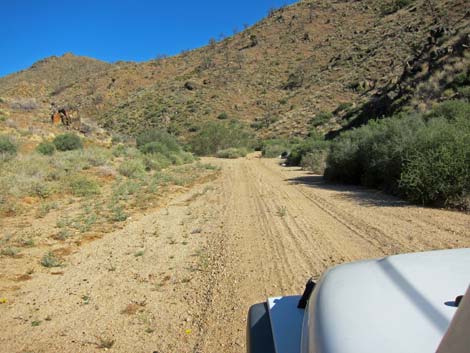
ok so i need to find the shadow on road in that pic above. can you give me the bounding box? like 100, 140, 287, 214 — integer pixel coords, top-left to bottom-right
286, 174, 411, 208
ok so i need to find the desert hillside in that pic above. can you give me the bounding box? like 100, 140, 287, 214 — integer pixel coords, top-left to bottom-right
1, 0, 468, 139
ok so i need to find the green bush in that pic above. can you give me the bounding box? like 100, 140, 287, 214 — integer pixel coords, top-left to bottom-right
425, 99, 470, 121
0, 135, 17, 160
217, 112, 229, 120
457, 86, 470, 100
261, 140, 290, 158
142, 153, 171, 171
309, 111, 332, 127
399, 117, 470, 208
41, 252, 61, 267
325, 114, 423, 189
324, 100, 470, 208
69, 175, 100, 197
216, 147, 249, 159
301, 151, 328, 174
140, 141, 173, 155
136, 129, 180, 152
53, 133, 83, 151
286, 132, 329, 167
36, 141, 56, 155
188, 121, 253, 156
118, 159, 146, 178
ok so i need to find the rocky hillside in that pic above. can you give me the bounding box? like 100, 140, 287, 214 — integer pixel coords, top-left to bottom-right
0, 53, 110, 98
0, 0, 468, 139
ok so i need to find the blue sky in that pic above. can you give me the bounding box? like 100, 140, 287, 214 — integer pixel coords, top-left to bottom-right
0, 0, 297, 77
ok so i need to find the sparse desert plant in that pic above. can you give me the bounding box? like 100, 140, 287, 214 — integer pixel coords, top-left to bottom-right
53, 133, 83, 151
54, 229, 72, 241
97, 337, 115, 349
109, 204, 128, 222
1, 247, 20, 257
29, 181, 52, 199
309, 111, 332, 127
36, 141, 56, 155
277, 206, 287, 217
68, 175, 100, 197
118, 159, 146, 178
217, 112, 229, 120
216, 147, 249, 159
40, 252, 61, 267
9, 98, 39, 111
380, 0, 413, 16
36, 201, 58, 218
83, 147, 112, 166
0, 135, 17, 160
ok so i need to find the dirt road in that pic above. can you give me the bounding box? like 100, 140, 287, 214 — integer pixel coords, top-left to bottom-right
2, 155, 470, 352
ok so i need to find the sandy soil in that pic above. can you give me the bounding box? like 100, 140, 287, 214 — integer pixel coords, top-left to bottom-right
1, 155, 470, 353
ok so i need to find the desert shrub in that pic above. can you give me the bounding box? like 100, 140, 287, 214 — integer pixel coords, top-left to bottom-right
0, 135, 17, 160
188, 121, 253, 156
335, 102, 354, 113
457, 86, 470, 100
53, 133, 83, 151
286, 132, 329, 167
112, 144, 141, 158
36, 141, 56, 155
425, 99, 470, 121
140, 141, 173, 155
301, 151, 328, 174
217, 112, 229, 120
283, 69, 304, 90
136, 129, 180, 152
168, 151, 194, 165
399, 117, 470, 208
260, 139, 299, 158
309, 111, 332, 127
324, 100, 470, 207
10, 98, 39, 111
68, 175, 100, 197
82, 147, 112, 166
0, 154, 53, 199
325, 114, 423, 190
142, 153, 171, 171
41, 252, 61, 267
118, 159, 146, 178
216, 147, 249, 159
380, 0, 413, 15
50, 150, 91, 173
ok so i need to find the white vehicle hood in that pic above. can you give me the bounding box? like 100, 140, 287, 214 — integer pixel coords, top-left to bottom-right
302, 248, 470, 353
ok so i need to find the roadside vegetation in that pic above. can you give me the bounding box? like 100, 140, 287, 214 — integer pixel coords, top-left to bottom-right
0, 130, 218, 267
188, 120, 254, 157
283, 99, 470, 209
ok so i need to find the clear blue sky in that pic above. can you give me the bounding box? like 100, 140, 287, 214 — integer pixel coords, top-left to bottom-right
0, 0, 297, 77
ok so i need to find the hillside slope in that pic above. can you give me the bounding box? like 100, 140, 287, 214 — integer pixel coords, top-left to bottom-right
0, 0, 468, 138
0, 53, 111, 99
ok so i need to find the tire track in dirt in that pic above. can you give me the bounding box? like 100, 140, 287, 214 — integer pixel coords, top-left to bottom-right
3, 156, 469, 353
197, 155, 470, 353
